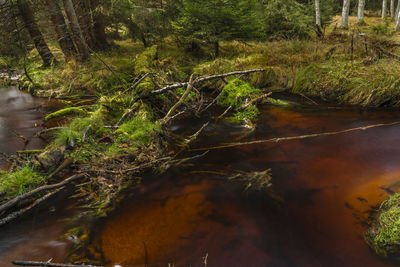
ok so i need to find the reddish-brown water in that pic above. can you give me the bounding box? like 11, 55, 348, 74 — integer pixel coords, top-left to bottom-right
0, 87, 71, 267
97, 105, 400, 267
2, 87, 400, 267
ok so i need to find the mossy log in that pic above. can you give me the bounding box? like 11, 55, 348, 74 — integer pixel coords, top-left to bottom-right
44, 107, 88, 121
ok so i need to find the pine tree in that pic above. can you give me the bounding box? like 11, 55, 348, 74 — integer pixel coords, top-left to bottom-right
173, 0, 263, 57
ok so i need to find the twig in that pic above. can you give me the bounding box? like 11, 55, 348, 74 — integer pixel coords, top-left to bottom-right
238, 92, 272, 111
217, 106, 232, 120
0, 174, 85, 215
192, 121, 400, 151
47, 158, 74, 180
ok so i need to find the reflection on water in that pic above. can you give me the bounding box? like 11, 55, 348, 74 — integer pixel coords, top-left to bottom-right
0, 87, 70, 267
0, 86, 59, 156
97, 105, 400, 267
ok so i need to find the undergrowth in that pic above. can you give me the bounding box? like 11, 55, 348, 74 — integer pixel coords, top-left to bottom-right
0, 167, 45, 198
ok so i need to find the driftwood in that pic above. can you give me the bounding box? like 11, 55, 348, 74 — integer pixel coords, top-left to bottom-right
0, 174, 85, 216
192, 121, 400, 151
12, 261, 103, 267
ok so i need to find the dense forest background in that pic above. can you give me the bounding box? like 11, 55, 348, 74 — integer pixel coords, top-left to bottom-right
0, 0, 388, 67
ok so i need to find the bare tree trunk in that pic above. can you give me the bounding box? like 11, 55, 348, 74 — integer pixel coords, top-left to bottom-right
45, 0, 76, 61
382, 0, 388, 18
62, 0, 89, 61
90, 0, 109, 50
391, 0, 395, 18
214, 41, 219, 57
17, 0, 56, 66
357, 0, 366, 23
72, 0, 95, 49
395, 0, 400, 29
315, 0, 321, 26
395, 7, 400, 30
341, 0, 351, 29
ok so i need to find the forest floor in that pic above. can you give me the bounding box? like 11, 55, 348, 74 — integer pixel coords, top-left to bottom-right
1, 14, 400, 264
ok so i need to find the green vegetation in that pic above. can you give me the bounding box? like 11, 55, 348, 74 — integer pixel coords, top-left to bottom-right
0, 167, 45, 198
365, 193, 400, 259
45, 107, 89, 121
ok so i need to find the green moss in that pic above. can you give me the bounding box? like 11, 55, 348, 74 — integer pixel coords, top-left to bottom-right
0, 167, 45, 198
115, 116, 161, 149
134, 45, 158, 74
219, 78, 262, 107
365, 193, 400, 259
51, 110, 109, 147
45, 107, 88, 121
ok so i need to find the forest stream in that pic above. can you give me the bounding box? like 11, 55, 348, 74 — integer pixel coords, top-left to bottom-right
2, 88, 400, 266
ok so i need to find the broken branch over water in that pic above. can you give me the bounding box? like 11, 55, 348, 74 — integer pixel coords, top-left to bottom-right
192, 121, 400, 151
0, 173, 85, 216
141, 69, 266, 99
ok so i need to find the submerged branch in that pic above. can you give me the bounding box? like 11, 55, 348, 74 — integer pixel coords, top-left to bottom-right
192, 121, 400, 151
0, 174, 85, 216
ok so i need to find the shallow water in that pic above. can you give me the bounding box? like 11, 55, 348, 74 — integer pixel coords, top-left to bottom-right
1, 87, 400, 266
0, 87, 71, 267
97, 105, 400, 267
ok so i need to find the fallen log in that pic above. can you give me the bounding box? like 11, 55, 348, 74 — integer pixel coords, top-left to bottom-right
0, 174, 85, 215
141, 69, 266, 99
12, 260, 103, 267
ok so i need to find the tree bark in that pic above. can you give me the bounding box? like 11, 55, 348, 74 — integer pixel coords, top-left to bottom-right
90, 0, 109, 50
341, 0, 351, 29
45, 0, 76, 61
315, 0, 321, 26
391, 0, 395, 18
214, 41, 219, 57
357, 0, 366, 23
382, 0, 388, 18
17, 0, 56, 66
62, 0, 90, 61
72, 0, 95, 48
395, 0, 400, 29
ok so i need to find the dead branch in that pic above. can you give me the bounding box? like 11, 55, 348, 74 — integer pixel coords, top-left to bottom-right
116, 102, 142, 127
141, 69, 266, 99
184, 122, 210, 145
0, 174, 85, 215
0, 191, 57, 227
35, 127, 66, 137
217, 106, 232, 121
162, 74, 195, 124
47, 158, 74, 180
12, 261, 103, 267
238, 92, 272, 111
192, 121, 400, 151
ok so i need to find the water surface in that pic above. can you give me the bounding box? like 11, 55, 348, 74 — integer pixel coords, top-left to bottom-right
97, 105, 400, 267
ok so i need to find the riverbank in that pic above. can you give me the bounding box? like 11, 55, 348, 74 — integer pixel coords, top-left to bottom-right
2, 14, 400, 265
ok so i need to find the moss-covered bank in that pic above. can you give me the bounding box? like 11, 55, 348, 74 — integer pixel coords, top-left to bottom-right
365, 193, 400, 260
